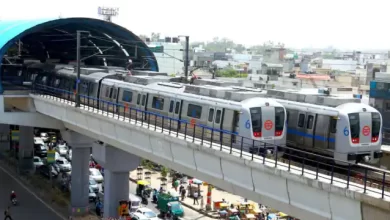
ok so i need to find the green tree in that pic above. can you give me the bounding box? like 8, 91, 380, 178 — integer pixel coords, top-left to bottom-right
161, 167, 169, 178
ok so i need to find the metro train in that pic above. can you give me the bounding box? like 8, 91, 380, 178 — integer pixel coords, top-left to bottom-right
30, 65, 383, 164
32, 66, 288, 154
278, 99, 383, 164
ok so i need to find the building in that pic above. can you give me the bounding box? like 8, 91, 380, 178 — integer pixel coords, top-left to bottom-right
369, 75, 390, 129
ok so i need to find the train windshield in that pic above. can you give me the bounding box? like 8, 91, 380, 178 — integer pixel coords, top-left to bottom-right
250, 107, 262, 137
275, 107, 285, 136
372, 112, 381, 142
348, 113, 360, 143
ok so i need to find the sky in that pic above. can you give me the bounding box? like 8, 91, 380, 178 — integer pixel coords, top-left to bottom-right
1, 0, 389, 50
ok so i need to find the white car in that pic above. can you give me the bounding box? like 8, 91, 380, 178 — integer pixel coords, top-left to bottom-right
40, 132, 49, 142
135, 208, 158, 220
89, 168, 103, 183
34, 137, 45, 146
33, 156, 44, 167
56, 158, 72, 172
55, 144, 68, 156
130, 213, 149, 220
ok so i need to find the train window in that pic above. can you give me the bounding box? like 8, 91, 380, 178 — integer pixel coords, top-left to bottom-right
215, 110, 222, 124
307, 115, 314, 129
169, 101, 174, 113
152, 96, 164, 110
208, 108, 215, 122
41, 76, 47, 84
348, 113, 360, 138
54, 79, 60, 87
109, 88, 114, 98
142, 95, 146, 106
81, 82, 88, 94
372, 112, 381, 137
275, 107, 285, 131
105, 87, 110, 97
187, 104, 202, 119
122, 90, 133, 102
330, 118, 337, 133
137, 94, 141, 105
250, 108, 262, 132
298, 114, 305, 127
175, 102, 180, 114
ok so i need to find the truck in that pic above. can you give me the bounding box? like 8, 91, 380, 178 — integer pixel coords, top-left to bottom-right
157, 191, 184, 219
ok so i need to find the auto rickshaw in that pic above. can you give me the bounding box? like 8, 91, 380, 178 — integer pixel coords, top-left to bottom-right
136, 180, 151, 197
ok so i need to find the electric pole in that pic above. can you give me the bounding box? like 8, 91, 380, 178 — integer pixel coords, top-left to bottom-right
184, 36, 189, 82
75, 31, 81, 107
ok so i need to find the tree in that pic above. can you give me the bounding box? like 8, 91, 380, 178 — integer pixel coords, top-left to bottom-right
138, 34, 148, 41
235, 44, 246, 53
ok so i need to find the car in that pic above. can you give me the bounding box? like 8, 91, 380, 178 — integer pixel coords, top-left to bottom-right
130, 213, 149, 220
89, 178, 99, 193
34, 144, 47, 157
56, 158, 72, 172
135, 207, 158, 220
34, 137, 45, 145
40, 132, 49, 142
55, 144, 68, 156
38, 165, 58, 178
33, 156, 44, 168
88, 186, 97, 202
89, 168, 103, 183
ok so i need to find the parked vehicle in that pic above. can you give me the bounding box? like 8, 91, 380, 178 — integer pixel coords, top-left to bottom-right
89, 168, 103, 183
33, 156, 44, 167
55, 144, 68, 156
89, 178, 99, 193
135, 207, 158, 220
38, 165, 58, 178
34, 144, 47, 157
56, 158, 71, 172
89, 186, 97, 202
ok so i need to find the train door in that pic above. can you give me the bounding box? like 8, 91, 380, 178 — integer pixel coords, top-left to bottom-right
296, 112, 306, 146
168, 98, 181, 130
110, 86, 119, 114
304, 113, 316, 148
232, 111, 240, 143
359, 112, 372, 145
206, 107, 215, 139
214, 108, 224, 143
328, 117, 337, 150
261, 106, 275, 141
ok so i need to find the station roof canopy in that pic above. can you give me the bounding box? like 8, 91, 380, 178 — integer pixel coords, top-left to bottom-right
0, 17, 158, 71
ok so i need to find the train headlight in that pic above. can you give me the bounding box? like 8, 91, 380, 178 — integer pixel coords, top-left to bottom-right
363, 155, 371, 162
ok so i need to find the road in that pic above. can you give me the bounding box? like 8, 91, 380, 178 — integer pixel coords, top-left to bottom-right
128, 181, 211, 220
0, 167, 64, 220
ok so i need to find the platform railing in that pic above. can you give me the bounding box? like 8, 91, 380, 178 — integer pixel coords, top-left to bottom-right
31, 83, 390, 199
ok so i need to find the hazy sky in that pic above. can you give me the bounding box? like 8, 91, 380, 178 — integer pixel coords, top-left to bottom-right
1, 0, 388, 50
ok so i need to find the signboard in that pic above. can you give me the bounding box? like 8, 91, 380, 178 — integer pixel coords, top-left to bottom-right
11, 130, 19, 141
98, 7, 119, 16
264, 120, 273, 130
362, 126, 370, 136
47, 150, 56, 164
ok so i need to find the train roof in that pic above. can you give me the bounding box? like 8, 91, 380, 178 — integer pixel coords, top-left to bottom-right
56, 67, 118, 82
102, 79, 283, 110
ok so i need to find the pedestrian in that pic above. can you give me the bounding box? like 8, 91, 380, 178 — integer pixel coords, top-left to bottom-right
181, 188, 186, 201
179, 185, 184, 193
95, 199, 102, 217
4, 206, 12, 220
193, 191, 199, 205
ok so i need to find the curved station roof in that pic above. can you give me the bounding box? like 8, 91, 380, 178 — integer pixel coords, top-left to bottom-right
0, 17, 158, 71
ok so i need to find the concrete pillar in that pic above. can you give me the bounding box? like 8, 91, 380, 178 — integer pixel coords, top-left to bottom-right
0, 124, 9, 153
103, 170, 129, 217
61, 130, 94, 217
92, 143, 140, 218
18, 126, 34, 171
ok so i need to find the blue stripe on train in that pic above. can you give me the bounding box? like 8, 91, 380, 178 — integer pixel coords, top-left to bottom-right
287, 128, 335, 143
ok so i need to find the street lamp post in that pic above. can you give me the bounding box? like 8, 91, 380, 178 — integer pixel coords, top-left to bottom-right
179, 35, 190, 83
75, 30, 90, 107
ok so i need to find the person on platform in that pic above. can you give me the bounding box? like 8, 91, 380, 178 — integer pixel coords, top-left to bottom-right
3, 206, 12, 220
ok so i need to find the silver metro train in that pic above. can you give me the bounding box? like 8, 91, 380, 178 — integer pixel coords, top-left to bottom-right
192, 79, 383, 165
35, 67, 287, 153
